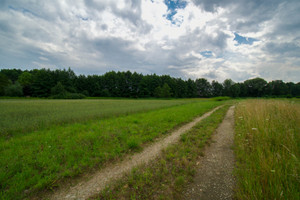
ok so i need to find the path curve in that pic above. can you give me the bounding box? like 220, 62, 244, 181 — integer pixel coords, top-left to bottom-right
47, 106, 223, 200
183, 106, 235, 200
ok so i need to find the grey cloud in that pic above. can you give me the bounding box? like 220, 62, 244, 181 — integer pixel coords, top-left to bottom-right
192, 0, 288, 33
264, 42, 300, 58
203, 71, 218, 79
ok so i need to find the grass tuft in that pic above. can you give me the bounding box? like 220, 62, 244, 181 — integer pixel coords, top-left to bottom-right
127, 138, 141, 151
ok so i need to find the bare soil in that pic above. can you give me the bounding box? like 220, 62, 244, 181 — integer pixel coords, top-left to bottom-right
46, 106, 222, 200
183, 106, 235, 200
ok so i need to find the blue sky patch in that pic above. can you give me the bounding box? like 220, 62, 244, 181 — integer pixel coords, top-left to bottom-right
164, 0, 187, 25
234, 33, 258, 45
8, 5, 39, 18
200, 51, 213, 58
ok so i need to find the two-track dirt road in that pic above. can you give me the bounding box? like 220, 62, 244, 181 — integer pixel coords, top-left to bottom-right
46, 105, 235, 200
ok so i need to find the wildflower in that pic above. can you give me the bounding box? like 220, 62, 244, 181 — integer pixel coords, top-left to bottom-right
252, 128, 257, 131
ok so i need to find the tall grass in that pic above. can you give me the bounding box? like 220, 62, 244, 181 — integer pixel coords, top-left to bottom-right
234, 100, 300, 199
0, 100, 222, 200
0, 99, 196, 138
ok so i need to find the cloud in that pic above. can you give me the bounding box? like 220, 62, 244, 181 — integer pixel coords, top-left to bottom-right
0, 0, 299, 83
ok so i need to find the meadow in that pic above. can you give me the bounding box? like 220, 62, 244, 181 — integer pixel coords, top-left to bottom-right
0, 99, 197, 138
0, 99, 222, 199
234, 99, 300, 199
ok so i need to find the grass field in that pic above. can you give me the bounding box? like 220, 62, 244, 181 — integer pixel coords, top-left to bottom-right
234, 100, 300, 199
0, 99, 222, 200
0, 99, 197, 138
96, 105, 231, 199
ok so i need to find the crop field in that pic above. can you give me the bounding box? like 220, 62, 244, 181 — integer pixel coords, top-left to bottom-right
0, 99, 198, 138
0, 99, 223, 199
234, 100, 300, 199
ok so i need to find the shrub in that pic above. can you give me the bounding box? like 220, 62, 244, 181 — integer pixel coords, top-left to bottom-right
211, 96, 231, 101
51, 93, 85, 99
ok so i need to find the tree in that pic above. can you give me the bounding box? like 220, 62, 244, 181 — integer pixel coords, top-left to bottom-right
230, 83, 241, 97
244, 77, 267, 97
51, 82, 67, 96
18, 72, 33, 96
154, 86, 162, 98
0, 69, 22, 83
211, 80, 223, 97
31, 69, 55, 97
18, 72, 33, 86
269, 80, 288, 96
186, 79, 197, 98
0, 73, 11, 96
4, 82, 23, 97
195, 78, 211, 97
223, 79, 235, 96
161, 83, 172, 98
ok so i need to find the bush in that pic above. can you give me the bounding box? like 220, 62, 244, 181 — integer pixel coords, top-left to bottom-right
211, 96, 231, 101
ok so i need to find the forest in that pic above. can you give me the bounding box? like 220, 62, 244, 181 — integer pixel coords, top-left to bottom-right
0, 68, 299, 98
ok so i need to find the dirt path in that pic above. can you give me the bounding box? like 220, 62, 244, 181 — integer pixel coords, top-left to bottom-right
183, 106, 235, 200
47, 106, 223, 200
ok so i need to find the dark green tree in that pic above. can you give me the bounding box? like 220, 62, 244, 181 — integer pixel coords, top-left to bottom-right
211, 80, 223, 97
4, 82, 23, 97
31, 69, 55, 97
154, 86, 162, 98
51, 82, 67, 96
269, 80, 288, 96
161, 83, 172, 98
18, 72, 33, 96
186, 79, 197, 98
244, 78, 267, 97
0, 69, 22, 83
196, 78, 211, 97
230, 83, 241, 97
223, 79, 235, 96
0, 73, 11, 96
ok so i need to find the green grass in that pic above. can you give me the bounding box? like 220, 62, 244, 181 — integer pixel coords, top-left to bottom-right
95, 105, 231, 200
0, 99, 198, 138
0, 100, 223, 200
234, 100, 300, 199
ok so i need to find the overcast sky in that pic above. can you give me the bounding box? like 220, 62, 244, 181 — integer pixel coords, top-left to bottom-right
0, 0, 300, 82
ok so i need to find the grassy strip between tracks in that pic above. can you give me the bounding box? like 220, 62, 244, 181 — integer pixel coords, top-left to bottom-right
94, 105, 231, 200
234, 100, 300, 199
0, 100, 223, 200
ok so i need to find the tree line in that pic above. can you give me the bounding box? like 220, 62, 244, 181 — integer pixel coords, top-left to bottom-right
0, 68, 299, 98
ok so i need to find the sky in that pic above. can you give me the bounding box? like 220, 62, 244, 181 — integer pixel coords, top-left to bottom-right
0, 0, 300, 83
